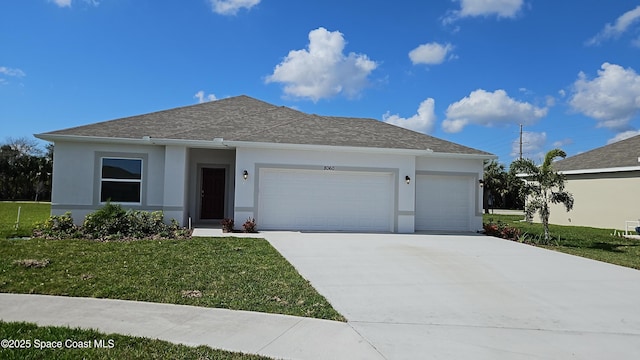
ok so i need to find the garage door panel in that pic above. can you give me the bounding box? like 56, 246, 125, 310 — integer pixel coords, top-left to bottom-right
258, 169, 393, 231
415, 174, 472, 231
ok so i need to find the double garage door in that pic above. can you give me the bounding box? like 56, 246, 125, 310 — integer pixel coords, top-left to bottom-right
258, 168, 394, 232
415, 174, 473, 232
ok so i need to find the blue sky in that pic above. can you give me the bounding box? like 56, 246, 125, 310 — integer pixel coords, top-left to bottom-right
2, 0, 640, 165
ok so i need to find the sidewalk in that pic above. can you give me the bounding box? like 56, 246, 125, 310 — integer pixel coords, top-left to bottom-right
0, 293, 383, 360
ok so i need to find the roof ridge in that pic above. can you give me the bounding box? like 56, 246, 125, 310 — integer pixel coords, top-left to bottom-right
160, 96, 282, 139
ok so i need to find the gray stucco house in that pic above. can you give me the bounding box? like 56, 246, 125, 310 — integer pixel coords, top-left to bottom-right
36, 95, 495, 233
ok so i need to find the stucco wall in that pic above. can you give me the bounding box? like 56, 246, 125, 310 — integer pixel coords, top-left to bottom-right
51, 141, 168, 224
548, 171, 640, 230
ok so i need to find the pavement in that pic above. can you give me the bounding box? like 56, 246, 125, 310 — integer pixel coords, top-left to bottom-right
266, 232, 640, 359
0, 293, 382, 360
2, 231, 640, 359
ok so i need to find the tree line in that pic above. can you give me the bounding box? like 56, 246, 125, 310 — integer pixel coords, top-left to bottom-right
0, 137, 53, 201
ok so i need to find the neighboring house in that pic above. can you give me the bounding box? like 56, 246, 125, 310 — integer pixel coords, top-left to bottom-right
550, 135, 640, 230
35, 95, 495, 233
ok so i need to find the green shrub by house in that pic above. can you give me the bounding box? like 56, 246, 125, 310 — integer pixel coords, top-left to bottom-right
34, 202, 190, 241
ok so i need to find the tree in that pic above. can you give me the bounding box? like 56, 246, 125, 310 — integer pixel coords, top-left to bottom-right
0, 137, 52, 201
483, 160, 506, 214
510, 149, 574, 244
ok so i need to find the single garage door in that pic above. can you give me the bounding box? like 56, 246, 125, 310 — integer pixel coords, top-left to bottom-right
258, 168, 394, 231
415, 174, 472, 231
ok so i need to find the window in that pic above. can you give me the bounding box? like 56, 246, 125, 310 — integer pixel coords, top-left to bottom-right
100, 158, 142, 203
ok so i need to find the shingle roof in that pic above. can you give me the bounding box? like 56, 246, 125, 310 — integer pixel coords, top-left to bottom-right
39, 95, 492, 155
553, 134, 640, 171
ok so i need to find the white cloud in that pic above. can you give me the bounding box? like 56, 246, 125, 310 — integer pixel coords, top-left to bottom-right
209, 0, 260, 15
442, 89, 547, 133
51, 0, 71, 7
607, 130, 640, 144
587, 5, 640, 45
383, 98, 437, 134
265, 27, 378, 101
552, 138, 573, 148
569, 62, 640, 131
511, 131, 546, 161
0, 66, 25, 77
444, 0, 524, 23
194, 91, 217, 103
409, 42, 454, 65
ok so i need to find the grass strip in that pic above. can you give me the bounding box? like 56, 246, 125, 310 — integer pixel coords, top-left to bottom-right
0, 202, 50, 239
0, 237, 345, 321
484, 214, 640, 270
0, 320, 270, 359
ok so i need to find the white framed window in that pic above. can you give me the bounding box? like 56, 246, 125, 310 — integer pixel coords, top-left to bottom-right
100, 157, 143, 204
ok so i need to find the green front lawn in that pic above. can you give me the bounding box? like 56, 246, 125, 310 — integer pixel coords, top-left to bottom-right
0, 236, 344, 321
0, 321, 270, 360
0, 202, 50, 239
484, 214, 640, 270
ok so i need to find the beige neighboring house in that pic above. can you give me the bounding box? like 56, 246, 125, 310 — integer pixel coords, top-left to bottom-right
550, 135, 640, 231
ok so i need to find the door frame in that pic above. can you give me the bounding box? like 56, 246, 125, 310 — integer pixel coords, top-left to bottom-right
196, 164, 230, 222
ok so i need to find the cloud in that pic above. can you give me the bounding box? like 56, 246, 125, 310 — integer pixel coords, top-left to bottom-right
586, 5, 640, 46
552, 138, 573, 148
569, 63, 640, 131
444, 0, 524, 23
209, 0, 260, 15
0, 66, 25, 85
265, 27, 378, 101
194, 91, 217, 103
383, 98, 437, 134
607, 130, 640, 144
51, 0, 71, 7
442, 89, 547, 133
409, 42, 454, 65
511, 131, 546, 161
0, 66, 25, 77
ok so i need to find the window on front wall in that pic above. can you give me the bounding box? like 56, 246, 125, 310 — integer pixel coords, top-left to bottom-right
100, 158, 142, 203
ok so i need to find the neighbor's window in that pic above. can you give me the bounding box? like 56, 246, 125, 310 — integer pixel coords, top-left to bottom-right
100, 158, 142, 203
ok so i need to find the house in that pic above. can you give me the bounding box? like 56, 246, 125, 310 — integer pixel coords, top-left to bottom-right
550, 134, 640, 230
35, 95, 495, 233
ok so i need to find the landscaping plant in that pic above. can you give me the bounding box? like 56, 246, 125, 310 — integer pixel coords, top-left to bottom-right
510, 149, 574, 244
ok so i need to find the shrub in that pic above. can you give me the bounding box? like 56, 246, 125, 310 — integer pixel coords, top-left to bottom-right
220, 218, 234, 233
483, 220, 521, 241
33, 212, 81, 240
82, 202, 128, 240
33, 203, 191, 241
242, 217, 257, 233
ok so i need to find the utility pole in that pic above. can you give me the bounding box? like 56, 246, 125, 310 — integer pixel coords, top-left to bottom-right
519, 124, 523, 160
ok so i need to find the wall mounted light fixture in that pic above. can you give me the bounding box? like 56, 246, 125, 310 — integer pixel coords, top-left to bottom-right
479, 179, 484, 187
243, 170, 249, 180
405, 175, 411, 184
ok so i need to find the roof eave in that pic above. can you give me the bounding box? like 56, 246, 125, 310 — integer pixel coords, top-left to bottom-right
559, 166, 640, 175
35, 133, 495, 159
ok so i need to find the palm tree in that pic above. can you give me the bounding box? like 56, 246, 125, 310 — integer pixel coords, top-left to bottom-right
510, 149, 574, 244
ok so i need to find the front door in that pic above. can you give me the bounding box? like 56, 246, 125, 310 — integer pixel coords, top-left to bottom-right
200, 168, 225, 219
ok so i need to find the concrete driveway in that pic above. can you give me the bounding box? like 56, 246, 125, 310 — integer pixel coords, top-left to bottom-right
265, 232, 640, 359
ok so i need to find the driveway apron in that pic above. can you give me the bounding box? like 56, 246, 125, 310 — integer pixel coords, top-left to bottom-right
265, 232, 640, 359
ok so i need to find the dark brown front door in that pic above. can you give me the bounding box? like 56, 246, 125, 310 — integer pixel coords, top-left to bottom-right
201, 168, 225, 219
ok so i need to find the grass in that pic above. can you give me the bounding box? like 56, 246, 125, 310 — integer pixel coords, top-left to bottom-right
0, 236, 345, 321
0, 202, 50, 239
484, 213, 640, 270
0, 321, 271, 359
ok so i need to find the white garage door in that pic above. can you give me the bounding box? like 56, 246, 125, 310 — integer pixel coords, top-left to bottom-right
258, 168, 394, 231
415, 174, 472, 231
